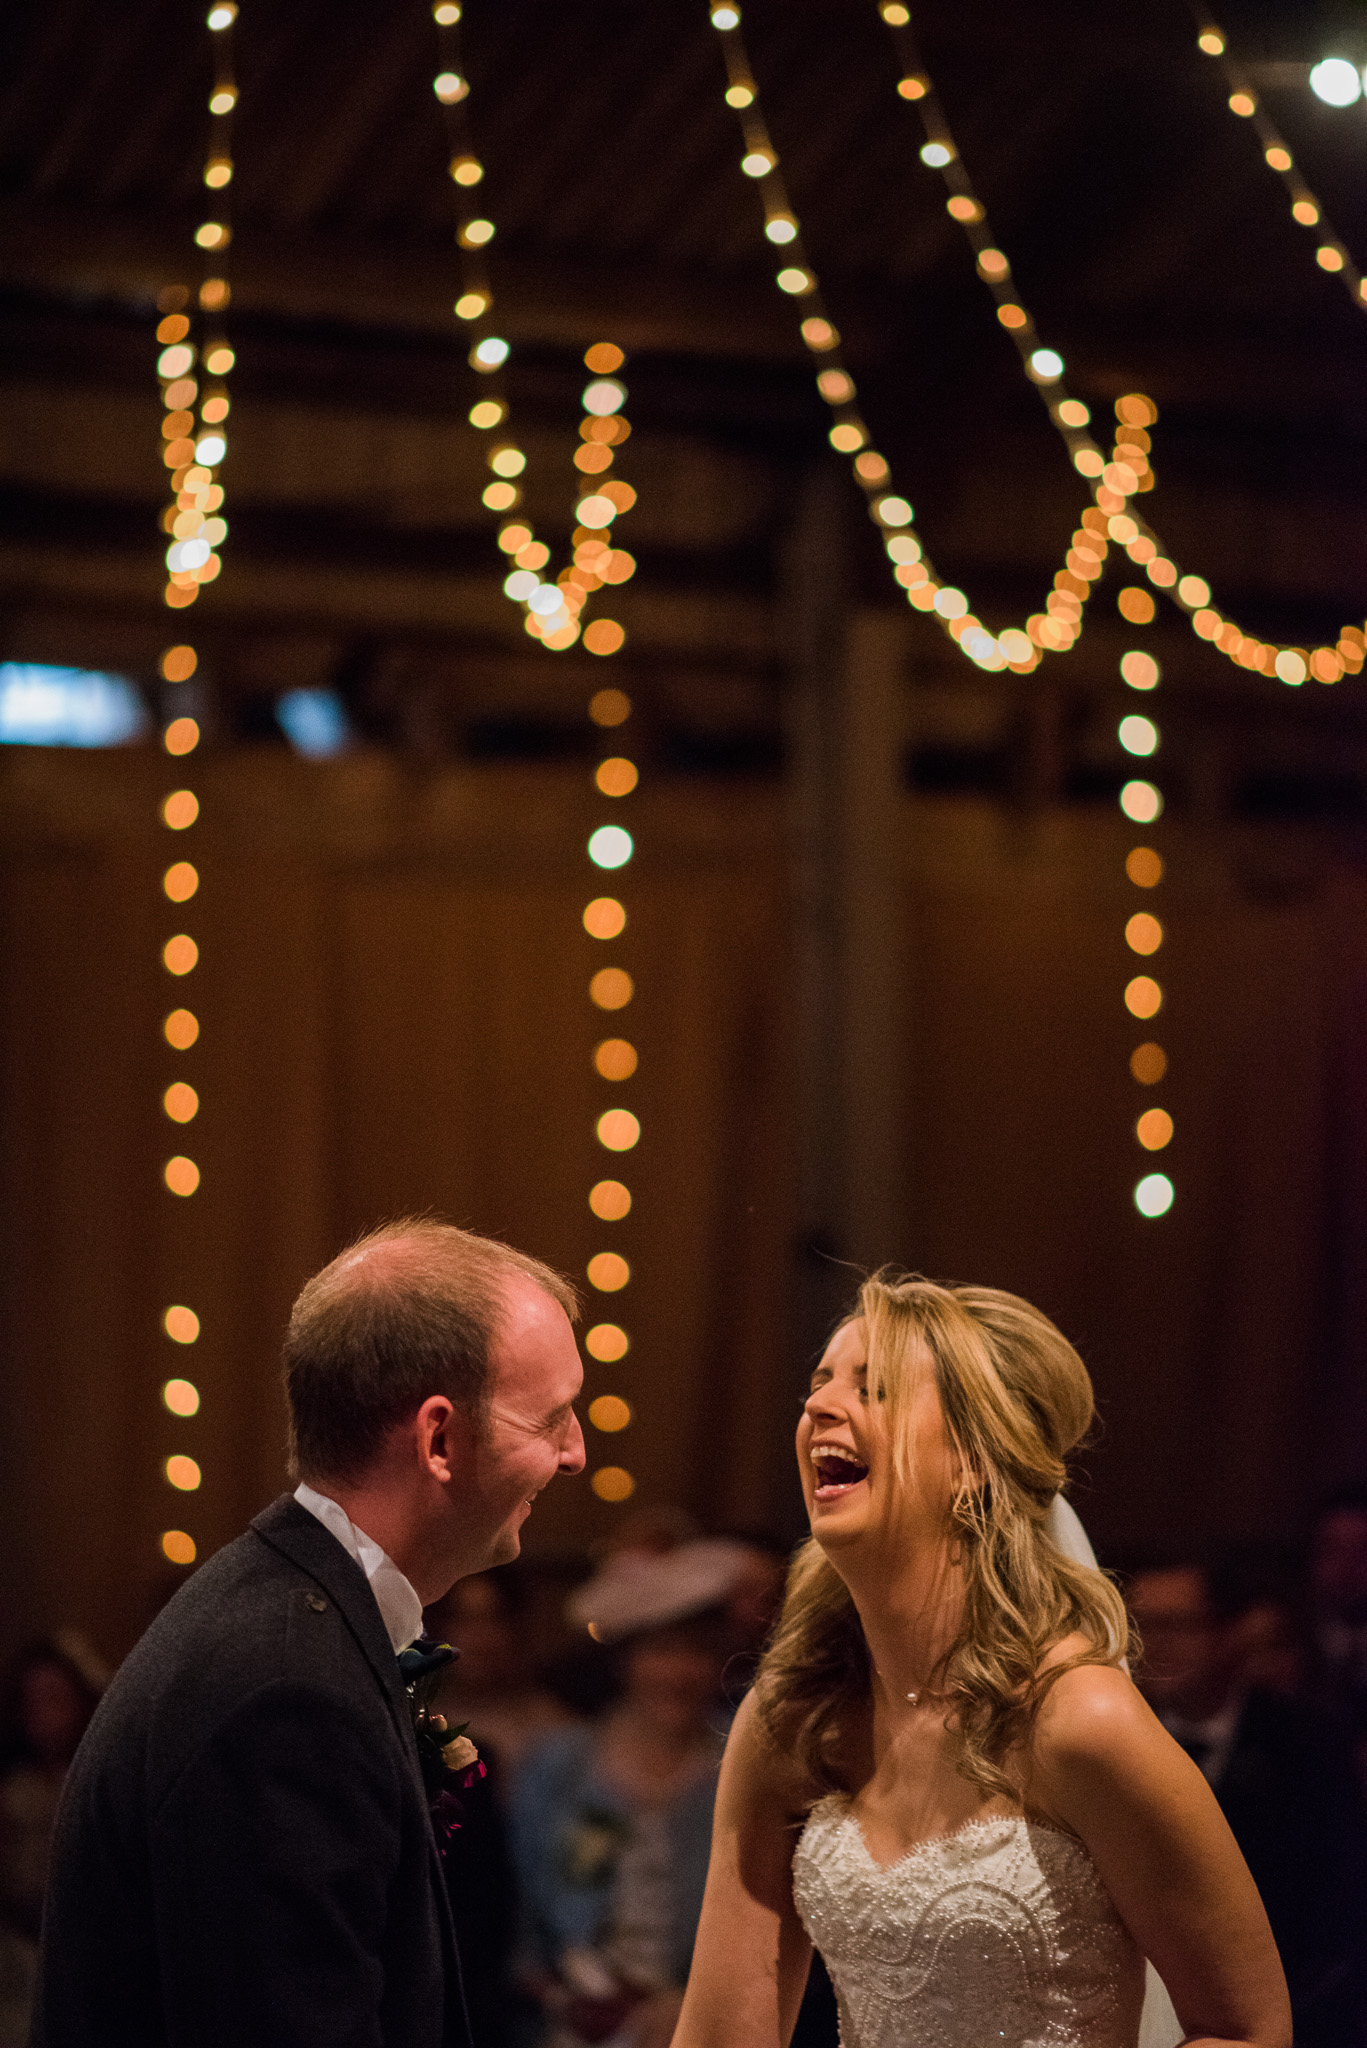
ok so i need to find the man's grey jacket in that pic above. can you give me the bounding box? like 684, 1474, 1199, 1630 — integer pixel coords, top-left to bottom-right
31, 1494, 470, 2048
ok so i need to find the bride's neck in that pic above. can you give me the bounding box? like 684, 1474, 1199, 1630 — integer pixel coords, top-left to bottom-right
841, 1541, 967, 1701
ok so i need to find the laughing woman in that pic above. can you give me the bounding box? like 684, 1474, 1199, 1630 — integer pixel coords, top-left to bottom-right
672, 1272, 1290, 2048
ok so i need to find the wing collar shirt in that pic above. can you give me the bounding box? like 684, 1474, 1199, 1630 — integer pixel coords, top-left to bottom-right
294, 1482, 425, 1653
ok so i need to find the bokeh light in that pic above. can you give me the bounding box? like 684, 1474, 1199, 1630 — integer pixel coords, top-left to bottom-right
164, 1155, 200, 1196
1134, 1172, 1174, 1217
164, 717, 200, 757
590, 1179, 632, 1221
161, 789, 199, 830
583, 897, 626, 941
594, 1038, 638, 1081
590, 968, 633, 1010
1120, 651, 1159, 690
1126, 847, 1163, 888
163, 934, 198, 976
587, 1252, 630, 1292
1137, 1107, 1174, 1150
1125, 913, 1163, 956
163, 1082, 199, 1124
591, 1466, 635, 1502
595, 758, 638, 798
1130, 1041, 1167, 1084
589, 1396, 631, 1434
164, 1008, 199, 1050
164, 862, 199, 902
585, 1323, 630, 1362
163, 1306, 200, 1346
165, 1455, 201, 1492
597, 1109, 641, 1152
162, 1376, 200, 1414
161, 1530, 197, 1565
590, 689, 632, 727
588, 826, 633, 870
1124, 976, 1163, 1020
1118, 588, 1156, 624
1120, 781, 1163, 824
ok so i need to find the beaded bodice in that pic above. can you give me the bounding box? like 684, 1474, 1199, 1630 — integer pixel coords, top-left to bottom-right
792, 1795, 1146, 2048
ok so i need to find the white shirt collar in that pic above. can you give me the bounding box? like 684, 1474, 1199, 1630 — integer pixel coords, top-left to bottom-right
293, 1483, 425, 1655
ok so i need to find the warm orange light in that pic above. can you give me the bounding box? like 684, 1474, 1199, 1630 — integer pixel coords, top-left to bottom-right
589, 1395, 631, 1433
163, 1378, 200, 1416
161, 1529, 197, 1565
589, 692, 632, 731
584, 619, 625, 657
161, 789, 199, 830
1136, 1107, 1173, 1150
163, 934, 198, 976
164, 1008, 199, 1050
602, 549, 636, 585
1130, 1042, 1167, 1085
585, 342, 626, 375
1117, 588, 1156, 624
597, 1109, 641, 1153
997, 304, 1027, 329
164, 1155, 200, 1197
594, 1038, 637, 1081
157, 315, 191, 345
1125, 912, 1163, 956
595, 757, 638, 798
164, 1306, 200, 1346
163, 1082, 199, 1124
583, 897, 626, 940
160, 645, 197, 682
587, 1251, 630, 1292
1124, 976, 1162, 1020
165, 1454, 201, 1492
590, 967, 633, 1011
591, 1466, 635, 1502
590, 1179, 632, 1221
164, 716, 200, 756
1126, 847, 1163, 888
585, 1323, 629, 1362
163, 862, 199, 903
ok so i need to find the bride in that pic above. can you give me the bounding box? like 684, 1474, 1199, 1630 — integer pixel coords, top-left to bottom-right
671, 1272, 1290, 2048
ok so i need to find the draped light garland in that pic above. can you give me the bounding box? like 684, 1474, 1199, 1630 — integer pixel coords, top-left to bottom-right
148, 0, 238, 1569
1188, 7, 1365, 312
430, 3, 635, 656
873, 0, 1365, 689
705, 3, 1365, 690
157, 1, 237, 614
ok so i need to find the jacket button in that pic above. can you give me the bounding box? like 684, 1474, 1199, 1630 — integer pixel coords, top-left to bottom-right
306, 1593, 327, 1612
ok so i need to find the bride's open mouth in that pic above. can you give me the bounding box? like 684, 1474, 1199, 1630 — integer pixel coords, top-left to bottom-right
811, 1446, 870, 1502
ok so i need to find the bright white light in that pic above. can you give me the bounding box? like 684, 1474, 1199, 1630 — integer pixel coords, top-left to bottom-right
588, 826, 633, 869
276, 689, 352, 758
167, 539, 211, 573
472, 336, 509, 369
1310, 57, 1361, 106
528, 585, 563, 616
1029, 348, 1064, 380
741, 151, 773, 178
765, 215, 798, 244
194, 435, 226, 466
875, 495, 913, 526
920, 142, 953, 168
1275, 650, 1307, 685
576, 494, 617, 526
504, 570, 538, 601
711, 3, 740, 25
0, 664, 149, 748
582, 379, 626, 416
1134, 1172, 1174, 1218
1120, 779, 1163, 823
1119, 714, 1159, 756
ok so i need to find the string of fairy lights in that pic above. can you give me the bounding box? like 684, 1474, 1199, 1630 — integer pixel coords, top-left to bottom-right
704, 2, 1367, 696
430, 2, 636, 656
430, 4, 641, 1499
150, 0, 242, 1569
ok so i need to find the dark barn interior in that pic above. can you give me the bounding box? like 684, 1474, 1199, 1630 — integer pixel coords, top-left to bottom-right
4, 0, 1367, 1667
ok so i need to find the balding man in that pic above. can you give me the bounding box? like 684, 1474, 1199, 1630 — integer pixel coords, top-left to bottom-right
33, 1220, 585, 2048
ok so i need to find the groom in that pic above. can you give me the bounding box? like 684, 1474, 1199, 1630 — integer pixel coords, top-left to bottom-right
32, 1219, 585, 2048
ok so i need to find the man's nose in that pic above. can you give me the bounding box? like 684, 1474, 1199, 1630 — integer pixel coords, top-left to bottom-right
562, 1413, 587, 1475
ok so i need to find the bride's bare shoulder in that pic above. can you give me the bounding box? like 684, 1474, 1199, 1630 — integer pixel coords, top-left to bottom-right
1030, 1637, 1159, 1776
723, 1688, 848, 1819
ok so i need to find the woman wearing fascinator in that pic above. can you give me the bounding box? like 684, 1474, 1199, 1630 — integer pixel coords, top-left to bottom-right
672, 1272, 1290, 2048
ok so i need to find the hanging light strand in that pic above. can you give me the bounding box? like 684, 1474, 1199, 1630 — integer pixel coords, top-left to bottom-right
157, 2, 237, 615
872, 2, 1365, 688
431, 3, 634, 656
1116, 646, 1175, 1219
1187, 9, 1364, 305
708, 4, 1155, 674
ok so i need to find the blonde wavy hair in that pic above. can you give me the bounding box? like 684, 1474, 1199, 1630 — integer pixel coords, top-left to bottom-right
755, 1270, 1131, 1800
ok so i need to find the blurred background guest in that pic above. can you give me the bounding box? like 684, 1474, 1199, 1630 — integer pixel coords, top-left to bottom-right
0, 1634, 107, 2048
511, 1542, 745, 2048
1128, 1557, 1367, 2048
1309, 1484, 1367, 1785
426, 1567, 577, 1776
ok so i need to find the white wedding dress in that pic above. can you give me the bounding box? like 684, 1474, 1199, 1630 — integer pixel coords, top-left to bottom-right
787, 1498, 1184, 2048
793, 1797, 1148, 2048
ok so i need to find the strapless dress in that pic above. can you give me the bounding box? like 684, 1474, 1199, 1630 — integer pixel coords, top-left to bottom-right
792, 1794, 1152, 2048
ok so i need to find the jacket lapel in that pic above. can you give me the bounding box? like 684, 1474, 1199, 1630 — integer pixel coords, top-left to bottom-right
250, 1494, 423, 1786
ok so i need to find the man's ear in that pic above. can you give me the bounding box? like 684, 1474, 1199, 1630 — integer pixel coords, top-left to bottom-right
415, 1394, 463, 1483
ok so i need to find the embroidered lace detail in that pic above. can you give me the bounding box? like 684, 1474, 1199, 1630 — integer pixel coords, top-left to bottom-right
792, 1797, 1145, 2048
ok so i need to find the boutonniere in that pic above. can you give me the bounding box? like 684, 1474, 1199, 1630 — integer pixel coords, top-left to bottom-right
397, 1637, 487, 1853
